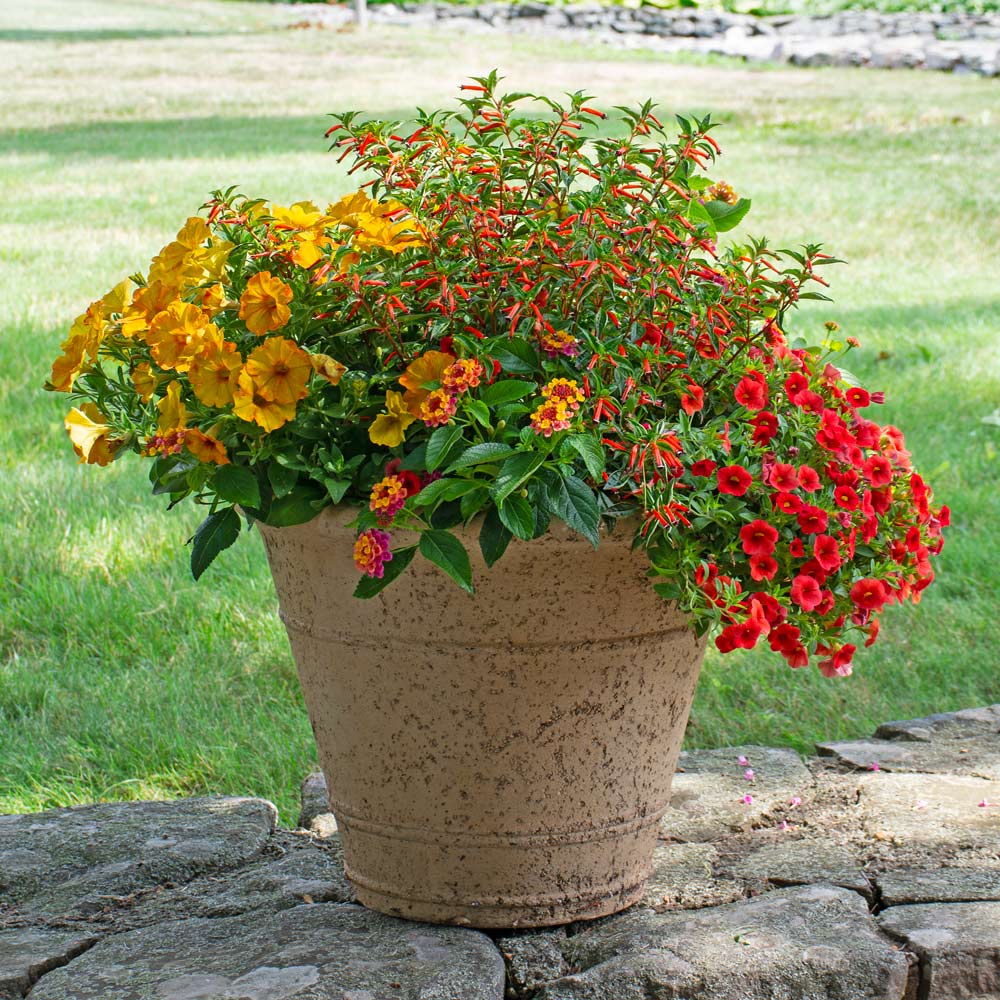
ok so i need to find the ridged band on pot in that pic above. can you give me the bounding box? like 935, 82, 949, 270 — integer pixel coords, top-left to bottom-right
259, 507, 705, 928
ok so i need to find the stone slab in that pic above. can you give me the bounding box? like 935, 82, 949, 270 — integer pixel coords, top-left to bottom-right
535, 884, 909, 999
0, 927, 97, 1000
878, 867, 1000, 906
27, 903, 506, 1000
719, 838, 871, 899
119, 832, 353, 930
0, 797, 277, 920
642, 843, 744, 911
857, 772, 1000, 852
660, 746, 812, 842
879, 902, 1000, 1000
496, 929, 568, 997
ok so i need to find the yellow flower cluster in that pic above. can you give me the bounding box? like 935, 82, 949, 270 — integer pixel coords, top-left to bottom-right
530, 379, 585, 439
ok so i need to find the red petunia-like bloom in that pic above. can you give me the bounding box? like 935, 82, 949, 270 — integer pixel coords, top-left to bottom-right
785, 372, 810, 404
834, 485, 860, 510
769, 622, 808, 668
863, 454, 894, 488
749, 411, 779, 446
680, 382, 705, 415
813, 534, 842, 573
845, 387, 871, 408
717, 464, 752, 496
690, 459, 718, 478
773, 491, 802, 515
788, 537, 806, 558
790, 573, 823, 611
797, 465, 821, 492
850, 577, 888, 611
768, 463, 798, 492
735, 373, 768, 412
817, 644, 856, 678
740, 519, 779, 556
797, 505, 828, 535
750, 554, 778, 581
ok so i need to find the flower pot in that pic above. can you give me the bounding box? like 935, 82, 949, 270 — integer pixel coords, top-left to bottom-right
259, 507, 705, 928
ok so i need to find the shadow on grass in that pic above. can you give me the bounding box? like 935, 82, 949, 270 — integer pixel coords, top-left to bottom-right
0, 28, 230, 43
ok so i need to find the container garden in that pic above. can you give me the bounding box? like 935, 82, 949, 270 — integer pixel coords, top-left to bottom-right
48, 73, 947, 928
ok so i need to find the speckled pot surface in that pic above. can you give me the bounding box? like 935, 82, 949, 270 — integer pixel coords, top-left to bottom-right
259, 507, 705, 929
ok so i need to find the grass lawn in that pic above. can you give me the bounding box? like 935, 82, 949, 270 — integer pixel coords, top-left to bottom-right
1, 0, 998, 825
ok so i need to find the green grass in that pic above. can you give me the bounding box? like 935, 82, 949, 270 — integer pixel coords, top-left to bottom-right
1, 0, 998, 824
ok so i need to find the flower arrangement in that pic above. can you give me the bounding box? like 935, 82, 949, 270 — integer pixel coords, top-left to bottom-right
48, 72, 947, 677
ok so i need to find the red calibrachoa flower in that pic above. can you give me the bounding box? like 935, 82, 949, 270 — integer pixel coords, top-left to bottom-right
718, 465, 752, 496
51, 72, 946, 682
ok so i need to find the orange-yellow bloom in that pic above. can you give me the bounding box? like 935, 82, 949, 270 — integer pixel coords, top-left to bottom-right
239, 271, 293, 336
399, 350, 454, 416
65, 404, 122, 466
310, 352, 347, 386
244, 336, 311, 405
157, 380, 190, 433
189, 332, 243, 407
146, 302, 212, 372
270, 201, 333, 268
120, 281, 176, 341
232, 370, 297, 432
132, 363, 158, 402
46, 296, 110, 391
369, 390, 416, 448
184, 428, 230, 465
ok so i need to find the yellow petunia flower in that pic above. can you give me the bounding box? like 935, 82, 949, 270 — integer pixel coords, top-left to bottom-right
239, 271, 293, 336
270, 201, 333, 269
244, 336, 311, 406
232, 370, 297, 432
157, 380, 190, 433
184, 428, 230, 466
132, 363, 158, 403
65, 403, 122, 466
310, 352, 347, 386
146, 302, 212, 372
368, 390, 416, 448
188, 330, 243, 408
121, 281, 177, 341
399, 349, 455, 416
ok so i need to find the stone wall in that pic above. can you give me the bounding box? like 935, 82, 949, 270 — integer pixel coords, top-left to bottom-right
2, 704, 999, 998
288, 2, 1000, 76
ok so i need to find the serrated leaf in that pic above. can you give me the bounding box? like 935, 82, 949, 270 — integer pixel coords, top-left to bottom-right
353, 545, 417, 599
419, 529, 474, 594
269, 461, 298, 498
492, 452, 545, 505
445, 442, 519, 473
491, 337, 539, 374
479, 506, 512, 568
213, 465, 261, 509
704, 197, 751, 232
399, 443, 428, 472
480, 379, 535, 406
460, 487, 488, 520
557, 475, 600, 547
266, 485, 326, 527
563, 435, 605, 480
426, 424, 464, 472
465, 399, 491, 428
414, 476, 480, 508
497, 494, 534, 541
191, 507, 240, 580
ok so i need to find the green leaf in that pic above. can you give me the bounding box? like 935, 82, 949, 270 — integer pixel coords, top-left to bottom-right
419, 529, 474, 594
498, 494, 535, 541
563, 434, 606, 480
556, 475, 600, 547
212, 465, 261, 509
445, 442, 519, 473
414, 476, 481, 508
191, 507, 241, 581
266, 485, 326, 527
460, 487, 488, 520
353, 545, 417, 599
479, 506, 512, 568
465, 399, 491, 428
322, 478, 351, 504
426, 424, 464, 472
705, 197, 751, 232
480, 379, 535, 406
399, 443, 427, 472
492, 337, 539, 374
491, 452, 545, 505
268, 461, 298, 498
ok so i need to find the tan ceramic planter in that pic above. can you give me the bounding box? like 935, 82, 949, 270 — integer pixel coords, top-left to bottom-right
259, 507, 704, 928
